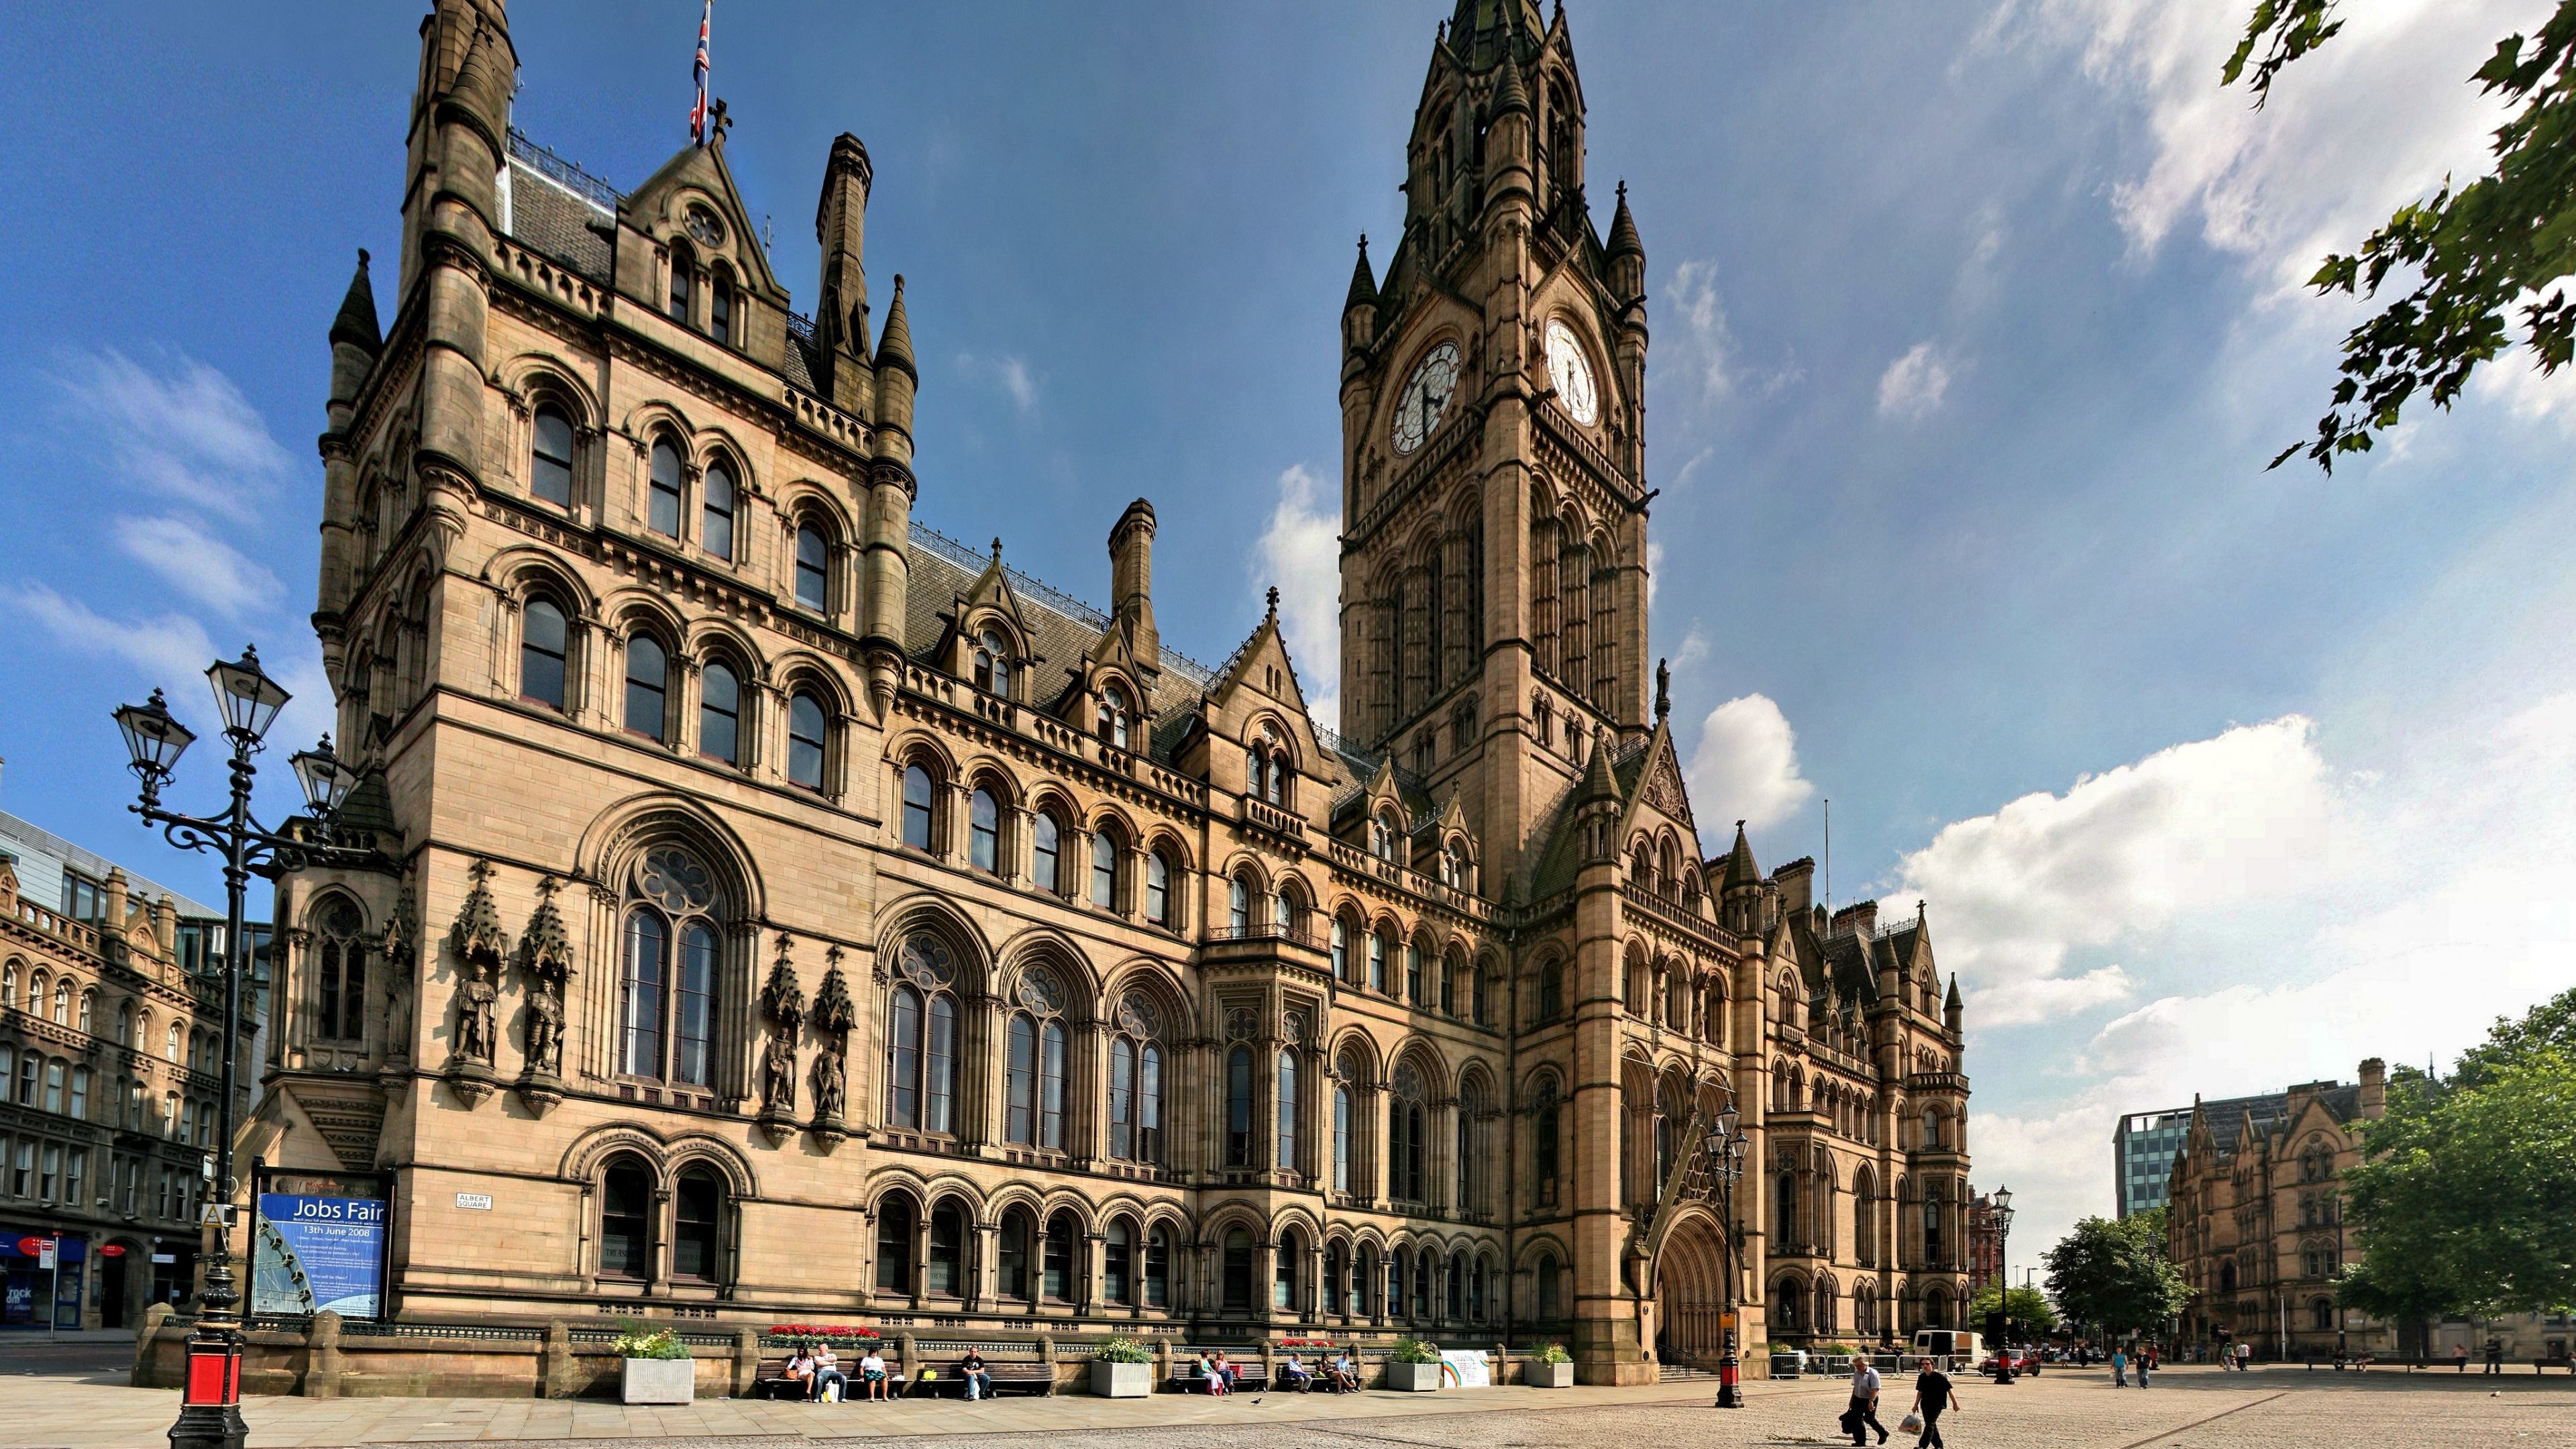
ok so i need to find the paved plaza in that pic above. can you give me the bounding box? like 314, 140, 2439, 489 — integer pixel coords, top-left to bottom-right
7, 1343, 2575, 1449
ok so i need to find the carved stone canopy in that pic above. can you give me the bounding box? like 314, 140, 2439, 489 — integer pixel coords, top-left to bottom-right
448, 859, 508, 967
812, 950, 856, 1036
517, 875, 574, 987
761, 937, 806, 1033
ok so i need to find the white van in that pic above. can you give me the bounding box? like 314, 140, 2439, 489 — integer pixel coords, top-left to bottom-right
1911, 1330, 1983, 1362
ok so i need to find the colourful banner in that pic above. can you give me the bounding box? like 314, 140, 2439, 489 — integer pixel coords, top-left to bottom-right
250, 1194, 386, 1318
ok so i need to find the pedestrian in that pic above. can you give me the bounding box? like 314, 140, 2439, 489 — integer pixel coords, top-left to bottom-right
1845, 1356, 1888, 1446
2111, 1346, 2127, 1387
1911, 1359, 1960, 1449
2137, 1346, 2151, 1389
2237, 1340, 2252, 1373
2485, 1340, 2504, 1375
2454, 1342, 2470, 1373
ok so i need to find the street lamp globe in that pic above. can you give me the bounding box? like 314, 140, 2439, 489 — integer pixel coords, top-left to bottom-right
206, 645, 290, 743
289, 734, 357, 819
1716, 1099, 1741, 1139
113, 689, 197, 784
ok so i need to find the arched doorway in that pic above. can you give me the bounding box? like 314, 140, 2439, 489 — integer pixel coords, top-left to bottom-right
1651, 1208, 1733, 1365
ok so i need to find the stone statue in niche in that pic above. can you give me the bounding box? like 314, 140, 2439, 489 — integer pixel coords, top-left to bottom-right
442, 859, 509, 1106
755, 934, 804, 1140
808, 947, 856, 1150
810, 1042, 845, 1124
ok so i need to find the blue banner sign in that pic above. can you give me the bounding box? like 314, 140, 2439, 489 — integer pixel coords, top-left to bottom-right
250, 1194, 387, 1318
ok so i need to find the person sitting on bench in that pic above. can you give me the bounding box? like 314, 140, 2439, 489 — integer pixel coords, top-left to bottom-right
1197, 1351, 1230, 1395
1328, 1350, 1359, 1392
959, 1348, 992, 1402
810, 1343, 849, 1403
1281, 1352, 1315, 1391
857, 1346, 891, 1401
782, 1344, 819, 1401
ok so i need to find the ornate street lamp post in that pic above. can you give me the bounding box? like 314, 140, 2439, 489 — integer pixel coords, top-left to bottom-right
1990, 1185, 2016, 1381
113, 647, 393, 1449
1703, 1097, 1751, 1409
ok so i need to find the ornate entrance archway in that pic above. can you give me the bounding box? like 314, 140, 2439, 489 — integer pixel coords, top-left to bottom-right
1652, 1206, 1735, 1364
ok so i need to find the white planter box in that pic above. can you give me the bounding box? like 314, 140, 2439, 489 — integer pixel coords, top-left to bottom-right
1385, 1360, 1443, 1392
1531, 1360, 1574, 1387
1091, 1360, 1151, 1397
621, 1356, 696, 1405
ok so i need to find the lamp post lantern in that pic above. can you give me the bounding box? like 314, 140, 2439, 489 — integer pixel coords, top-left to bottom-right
1702, 1099, 1752, 1409
113, 646, 395, 1449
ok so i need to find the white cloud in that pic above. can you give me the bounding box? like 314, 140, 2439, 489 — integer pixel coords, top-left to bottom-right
955, 350, 1038, 415
1893, 716, 2338, 1024
2471, 345, 2576, 429
1254, 464, 1340, 729
1940, 694, 2576, 1260
114, 515, 286, 617
54, 349, 291, 520
1876, 341, 1952, 421
11, 582, 219, 696
1645, 539, 1663, 609
2017, 0, 2548, 292
1667, 258, 1739, 401
1686, 694, 1815, 832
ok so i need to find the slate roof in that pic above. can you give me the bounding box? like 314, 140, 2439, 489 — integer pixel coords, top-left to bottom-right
902, 525, 1228, 769
503, 155, 616, 285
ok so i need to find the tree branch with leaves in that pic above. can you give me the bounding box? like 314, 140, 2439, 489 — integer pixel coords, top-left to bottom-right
2226, 0, 2576, 470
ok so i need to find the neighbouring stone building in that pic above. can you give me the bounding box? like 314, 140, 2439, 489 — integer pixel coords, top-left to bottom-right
236, 0, 1974, 1385
2165, 1059, 2573, 1364
0, 806, 262, 1330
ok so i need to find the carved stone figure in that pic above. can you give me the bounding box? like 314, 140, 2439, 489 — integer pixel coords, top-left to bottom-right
811, 1042, 845, 1122
760, 1030, 797, 1114
455, 957, 498, 1063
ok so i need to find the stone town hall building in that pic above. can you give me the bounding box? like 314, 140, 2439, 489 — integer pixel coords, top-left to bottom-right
247, 0, 1974, 1381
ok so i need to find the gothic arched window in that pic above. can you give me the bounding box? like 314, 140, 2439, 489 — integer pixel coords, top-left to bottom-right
531, 405, 575, 507
1368, 930, 1387, 993
699, 662, 740, 765
313, 896, 366, 1044
667, 246, 694, 323
700, 461, 735, 561
1276, 1049, 1299, 1170
625, 635, 669, 740
787, 692, 828, 789
1108, 991, 1163, 1163
1230, 876, 1251, 933
1099, 684, 1131, 749
621, 845, 721, 1087
648, 439, 684, 538
521, 598, 568, 710
1330, 918, 1349, 981
998, 1208, 1032, 1301
883, 934, 960, 1134
969, 788, 1000, 873
900, 763, 935, 850
1389, 1063, 1428, 1202
1090, 832, 1118, 908
1534, 1079, 1562, 1203
874, 1192, 916, 1296
974, 629, 1012, 697
1226, 1045, 1256, 1167
794, 524, 830, 610
673, 1167, 724, 1281
1144, 849, 1172, 926
708, 272, 733, 345
1223, 1227, 1254, 1310
600, 1155, 653, 1277
1004, 967, 1068, 1149
1032, 810, 1063, 896
1332, 1081, 1352, 1192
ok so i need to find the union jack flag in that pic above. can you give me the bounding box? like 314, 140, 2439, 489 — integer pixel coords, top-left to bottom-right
689, 1, 711, 145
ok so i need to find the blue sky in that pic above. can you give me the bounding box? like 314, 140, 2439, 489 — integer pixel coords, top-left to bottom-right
4, 0, 2572, 1263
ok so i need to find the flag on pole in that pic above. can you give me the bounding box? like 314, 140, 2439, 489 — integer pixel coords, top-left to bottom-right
690, 1, 712, 146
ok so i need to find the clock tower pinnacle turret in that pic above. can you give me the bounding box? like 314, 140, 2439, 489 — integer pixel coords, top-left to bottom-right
1337, 0, 1652, 896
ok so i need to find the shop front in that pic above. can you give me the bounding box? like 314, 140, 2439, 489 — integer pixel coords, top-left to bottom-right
1, 1228, 87, 1330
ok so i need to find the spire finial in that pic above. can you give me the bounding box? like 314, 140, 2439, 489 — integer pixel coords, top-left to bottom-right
1265, 585, 1280, 618
991, 537, 1004, 561
356, 248, 370, 269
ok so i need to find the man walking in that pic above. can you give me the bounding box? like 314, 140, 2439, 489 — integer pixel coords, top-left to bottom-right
2111, 1346, 2127, 1387
1911, 1360, 1960, 1449
2137, 1344, 2151, 1389
1845, 1357, 1889, 1446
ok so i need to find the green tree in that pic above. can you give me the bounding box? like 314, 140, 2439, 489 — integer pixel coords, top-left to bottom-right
2341, 988, 2576, 1320
2043, 1213, 2190, 1337
1969, 1283, 2061, 1336
2224, 1, 2576, 470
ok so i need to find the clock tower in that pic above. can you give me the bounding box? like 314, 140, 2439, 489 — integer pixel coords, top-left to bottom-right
1338, 0, 1652, 896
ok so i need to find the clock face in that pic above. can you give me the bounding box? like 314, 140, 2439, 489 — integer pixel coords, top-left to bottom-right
1546, 317, 1599, 426
1392, 341, 1463, 455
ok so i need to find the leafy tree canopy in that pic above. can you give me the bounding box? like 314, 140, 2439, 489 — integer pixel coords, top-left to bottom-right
2226, 0, 2576, 470
1970, 1282, 2061, 1336
2341, 987, 2576, 1319
2043, 1213, 2191, 1336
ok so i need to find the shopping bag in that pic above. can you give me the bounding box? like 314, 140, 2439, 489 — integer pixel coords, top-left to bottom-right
1898, 1413, 1925, 1434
